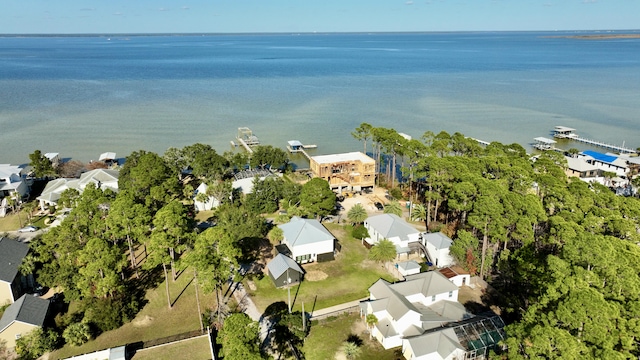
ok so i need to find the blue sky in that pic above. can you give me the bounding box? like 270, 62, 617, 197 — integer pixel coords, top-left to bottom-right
2, 0, 638, 34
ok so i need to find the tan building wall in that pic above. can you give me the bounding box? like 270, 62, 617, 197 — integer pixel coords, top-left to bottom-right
0, 282, 13, 305
309, 152, 375, 190
0, 322, 38, 349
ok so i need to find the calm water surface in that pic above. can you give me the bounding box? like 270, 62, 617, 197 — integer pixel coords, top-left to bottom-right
1, 32, 639, 164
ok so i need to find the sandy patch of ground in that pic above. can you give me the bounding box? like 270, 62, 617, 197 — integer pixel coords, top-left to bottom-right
132, 315, 154, 327
305, 270, 328, 281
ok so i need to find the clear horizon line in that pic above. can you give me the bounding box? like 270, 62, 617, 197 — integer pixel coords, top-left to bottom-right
1, 29, 639, 37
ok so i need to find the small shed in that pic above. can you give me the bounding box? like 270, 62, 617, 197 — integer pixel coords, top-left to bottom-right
267, 254, 304, 288
438, 266, 471, 287
396, 260, 421, 276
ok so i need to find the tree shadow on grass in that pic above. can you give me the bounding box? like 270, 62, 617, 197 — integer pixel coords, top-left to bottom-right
171, 276, 194, 308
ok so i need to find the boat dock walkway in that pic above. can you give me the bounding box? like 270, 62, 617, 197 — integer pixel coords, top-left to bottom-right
287, 140, 316, 160
552, 126, 636, 154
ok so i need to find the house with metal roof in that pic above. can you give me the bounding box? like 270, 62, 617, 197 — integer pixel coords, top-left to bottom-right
360, 271, 467, 350
0, 294, 49, 349
278, 217, 335, 263
0, 238, 30, 305
565, 156, 600, 179
0, 164, 29, 200
423, 232, 454, 268
579, 150, 629, 177
364, 214, 422, 255
37, 169, 119, 211
362, 271, 505, 359
267, 253, 305, 288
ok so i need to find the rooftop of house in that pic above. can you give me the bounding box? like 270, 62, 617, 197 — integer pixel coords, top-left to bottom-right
0, 294, 49, 332
365, 213, 420, 242
310, 152, 375, 165
423, 232, 453, 249
267, 253, 304, 279
278, 216, 334, 247
0, 237, 29, 283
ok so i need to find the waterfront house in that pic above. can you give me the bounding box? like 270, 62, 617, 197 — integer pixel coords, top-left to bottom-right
0, 294, 49, 349
578, 150, 629, 177
0, 238, 30, 305
37, 168, 119, 211
564, 156, 600, 179
309, 152, 375, 192
44, 153, 61, 168
0, 164, 29, 200
278, 217, 335, 263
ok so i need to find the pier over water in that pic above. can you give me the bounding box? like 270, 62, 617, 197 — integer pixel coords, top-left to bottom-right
552, 126, 637, 155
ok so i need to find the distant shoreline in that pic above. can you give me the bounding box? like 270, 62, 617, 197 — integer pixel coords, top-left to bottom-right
547, 34, 640, 40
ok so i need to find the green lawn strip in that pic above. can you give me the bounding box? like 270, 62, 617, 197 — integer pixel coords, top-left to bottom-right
248, 223, 394, 314
0, 212, 23, 231
303, 313, 398, 360
131, 335, 212, 360
50, 271, 215, 360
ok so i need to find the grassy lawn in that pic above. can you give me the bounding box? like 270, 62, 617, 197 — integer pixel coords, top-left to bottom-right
0, 210, 48, 232
131, 335, 212, 360
247, 223, 395, 314
303, 313, 400, 360
50, 272, 216, 360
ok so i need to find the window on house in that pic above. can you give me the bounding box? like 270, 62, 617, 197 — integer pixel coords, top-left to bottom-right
431, 295, 436, 301
448, 291, 453, 298
15, 333, 21, 339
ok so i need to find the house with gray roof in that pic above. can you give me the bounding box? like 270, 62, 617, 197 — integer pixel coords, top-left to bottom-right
0, 238, 30, 305
423, 232, 454, 268
362, 271, 506, 360
37, 168, 120, 211
361, 271, 467, 350
0, 294, 50, 349
364, 214, 422, 255
267, 253, 304, 288
0, 164, 29, 200
402, 328, 465, 360
278, 216, 335, 263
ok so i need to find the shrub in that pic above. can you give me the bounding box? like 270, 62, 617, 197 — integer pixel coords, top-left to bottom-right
351, 225, 369, 240
82, 296, 139, 333
15, 328, 59, 360
62, 322, 92, 346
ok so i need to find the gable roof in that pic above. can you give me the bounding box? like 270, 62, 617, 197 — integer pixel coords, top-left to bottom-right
0, 238, 29, 283
78, 169, 120, 191
424, 232, 453, 249
368, 272, 462, 324
405, 327, 463, 359
278, 217, 334, 247
366, 214, 419, 241
267, 253, 304, 279
0, 294, 49, 332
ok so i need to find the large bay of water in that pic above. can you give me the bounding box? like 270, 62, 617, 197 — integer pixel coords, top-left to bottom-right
1, 32, 639, 164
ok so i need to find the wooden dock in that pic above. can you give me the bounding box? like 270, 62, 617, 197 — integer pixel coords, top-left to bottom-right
234, 127, 260, 154
552, 126, 636, 154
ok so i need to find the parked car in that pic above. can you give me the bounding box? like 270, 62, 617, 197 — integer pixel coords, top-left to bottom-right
17, 225, 38, 233
374, 202, 384, 211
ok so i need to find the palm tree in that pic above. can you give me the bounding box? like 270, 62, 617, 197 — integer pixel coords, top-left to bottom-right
343, 341, 361, 360
365, 314, 378, 340
369, 239, 397, 271
383, 201, 403, 217
347, 203, 367, 225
